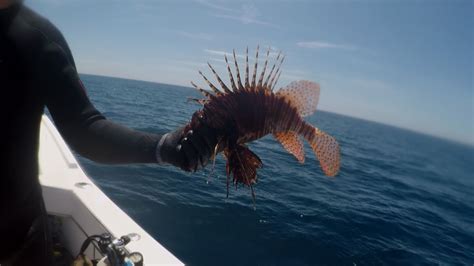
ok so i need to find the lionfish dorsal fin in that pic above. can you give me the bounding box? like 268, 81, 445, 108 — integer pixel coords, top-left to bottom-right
271, 70, 282, 91
190, 81, 213, 98
273, 131, 305, 163
269, 55, 285, 90
276, 80, 320, 117
207, 62, 232, 93
251, 45, 259, 89
199, 70, 222, 95
263, 51, 281, 88
258, 47, 270, 89
245, 47, 250, 89
187, 97, 208, 105
224, 55, 238, 91
308, 127, 340, 177
233, 49, 244, 90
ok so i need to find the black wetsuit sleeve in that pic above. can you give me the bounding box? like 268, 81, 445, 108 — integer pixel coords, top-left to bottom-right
30, 18, 161, 163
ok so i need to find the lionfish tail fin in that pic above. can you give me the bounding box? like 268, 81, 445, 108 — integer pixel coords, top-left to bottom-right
304, 126, 340, 177
276, 80, 320, 117
274, 131, 305, 163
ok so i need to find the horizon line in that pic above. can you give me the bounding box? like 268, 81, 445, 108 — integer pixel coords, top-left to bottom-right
78, 72, 474, 148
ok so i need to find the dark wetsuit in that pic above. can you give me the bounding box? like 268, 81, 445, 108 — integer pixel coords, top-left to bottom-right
0, 3, 161, 263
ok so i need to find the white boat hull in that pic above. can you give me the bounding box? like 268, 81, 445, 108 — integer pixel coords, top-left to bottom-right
38, 115, 184, 265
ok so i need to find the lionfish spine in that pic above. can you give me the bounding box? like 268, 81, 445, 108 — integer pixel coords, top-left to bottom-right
199, 70, 222, 95
257, 47, 270, 89
271, 69, 283, 91
251, 45, 259, 89
190, 81, 212, 98
207, 62, 232, 93
224, 55, 238, 91
263, 51, 281, 88
245, 47, 250, 88
233, 50, 244, 90
269, 55, 285, 90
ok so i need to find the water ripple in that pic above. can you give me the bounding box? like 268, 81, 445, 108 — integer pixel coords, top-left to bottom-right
75, 75, 474, 265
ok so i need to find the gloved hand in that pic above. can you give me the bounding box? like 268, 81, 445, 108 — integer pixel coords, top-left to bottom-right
157, 125, 218, 172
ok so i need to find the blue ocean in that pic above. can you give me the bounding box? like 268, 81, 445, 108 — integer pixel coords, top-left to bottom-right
75, 74, 473, 265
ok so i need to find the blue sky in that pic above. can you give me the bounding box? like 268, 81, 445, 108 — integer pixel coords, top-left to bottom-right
29, 0, 473, 145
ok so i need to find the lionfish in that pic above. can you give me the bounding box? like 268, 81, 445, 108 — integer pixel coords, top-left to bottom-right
186, 46, 340, 199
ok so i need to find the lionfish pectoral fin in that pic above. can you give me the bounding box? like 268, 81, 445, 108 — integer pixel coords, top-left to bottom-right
276, 80, 320, 117
226, 145, 262, 186
273, 131, 305, 163
242, 145, 263, 166
234, 145, 261, 206
305, 126, 340, 177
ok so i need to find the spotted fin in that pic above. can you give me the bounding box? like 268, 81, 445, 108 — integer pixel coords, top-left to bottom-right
274, 131, 305, 163
308, 127, 340, 177
276, 80, 320, 117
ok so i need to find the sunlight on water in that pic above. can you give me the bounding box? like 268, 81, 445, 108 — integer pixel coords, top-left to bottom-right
75, 74, 474, 265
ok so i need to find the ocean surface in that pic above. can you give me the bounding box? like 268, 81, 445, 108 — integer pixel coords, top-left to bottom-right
74, 74, 473, 265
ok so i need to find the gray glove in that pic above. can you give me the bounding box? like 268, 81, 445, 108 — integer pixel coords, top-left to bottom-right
156, 125, 218, 172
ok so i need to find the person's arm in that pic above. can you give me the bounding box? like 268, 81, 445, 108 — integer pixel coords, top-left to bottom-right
36, 30, 160, 164
13, 6, 216, 169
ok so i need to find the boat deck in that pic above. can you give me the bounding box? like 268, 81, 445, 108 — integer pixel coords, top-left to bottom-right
38, 115, 184, 265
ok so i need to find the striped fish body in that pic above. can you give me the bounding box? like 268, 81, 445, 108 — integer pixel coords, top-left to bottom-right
186, 46, 340, 199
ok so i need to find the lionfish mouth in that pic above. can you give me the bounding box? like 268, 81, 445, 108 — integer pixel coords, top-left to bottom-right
185, 45, 341, 202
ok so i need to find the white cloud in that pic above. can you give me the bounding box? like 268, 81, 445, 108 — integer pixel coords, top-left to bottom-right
212, 13, 279, 29
194, 0, 280, 29
209, 57, 228, 64
263, 45, 279, 52
176, 31, 214, 41
193, 0, 234, 12
297, 41, 356, 50
204, 49, 246, 59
